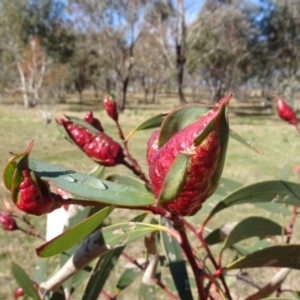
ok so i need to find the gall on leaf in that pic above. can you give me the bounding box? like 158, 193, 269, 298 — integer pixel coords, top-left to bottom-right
148, 93, 232, 216
103, 94, 118, 122
3, 142, 63, 216
274, 96, 300, 135
56, 118, 125, 167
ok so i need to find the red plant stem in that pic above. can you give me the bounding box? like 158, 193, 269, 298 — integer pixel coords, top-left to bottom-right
122, 160, 150, 186
19, 228, 46, 241
101, 289, 113, 300
173, 217, 207, 300
115, 120, 150, 185
184, 219, 232, 300
286, 206, 298, 244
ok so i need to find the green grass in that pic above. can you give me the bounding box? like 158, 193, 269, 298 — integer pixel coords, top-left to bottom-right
1, 92, 300, 298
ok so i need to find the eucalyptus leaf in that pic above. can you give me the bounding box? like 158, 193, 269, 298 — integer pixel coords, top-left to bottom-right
106, 173, 150, 193
225, 244, 300, 270
81, 214, 147, 300
208, 180, 300, 219
116, 268, 143, 292
229, 128, 262, 154
158, 153, 189, 204
160, 217, 193, 300
37, 221, 166, 258
11, 262, 40, 300
36, 206, 113, 257
222, 217, 285, 250
126, 113, 166, 141
158, 105, 209, 147
29, 159, 154, 207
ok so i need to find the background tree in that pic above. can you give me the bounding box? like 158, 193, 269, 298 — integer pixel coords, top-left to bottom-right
187, 0, 256, 102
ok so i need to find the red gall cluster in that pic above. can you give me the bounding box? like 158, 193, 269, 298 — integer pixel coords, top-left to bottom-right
3, 142, 63, 216
275, 96, 300, 134
103, 95, 118, 122
148, 94, 231, 216
84, 111, 104, 132
57, 118, 125, 167
0, 212, 18, 231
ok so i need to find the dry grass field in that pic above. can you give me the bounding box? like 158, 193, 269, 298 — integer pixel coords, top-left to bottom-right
1, 91, 300, 299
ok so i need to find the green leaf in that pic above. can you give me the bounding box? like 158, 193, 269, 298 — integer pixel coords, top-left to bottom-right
116, 268, 143, 292
253, 202, 291, 215
89, 165, 106, 179
81, 213, 147, 300
126, 113, 166, 141
3, 156, 19, 190
208, 180, 300, 219
279, 164, 293, 180
37, 221, 165, 258
11, 262, 40, 300
34, 259, 49, 284
29, 159, 154, 207
158, 153, 189, 204
229, 128, 262, 154
160, 217, 193, 300
222, 217, 285, 250
204, 227, 227, 246
158, 105, 209, 147
106, 173, 150, 193
36, 206, 113, 257
82, 248, 124, 300
225, 244, 300, 270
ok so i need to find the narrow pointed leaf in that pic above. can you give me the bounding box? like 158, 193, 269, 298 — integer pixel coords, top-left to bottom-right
29, 159, 154, 206
160, 217, 193, 300
106, 173, 150, 193
34, 259, 49, 283
37, 221, 166, 258
158, 105, 209, 147
36, 206, 113, 257
81, 214, 147, 300
279, 164, 293, 180
222, 217, 285, 250
208, 180, 300, 219
229, 128, 262, 154
82, 248, 124, 300
126, 113, 166, 141
116, 268, 143, 292
158, 153, 189, 203
253, 202, 291, 215
225, 244, 300, 270
11, 262, 40, 300
88, 165, 106, 179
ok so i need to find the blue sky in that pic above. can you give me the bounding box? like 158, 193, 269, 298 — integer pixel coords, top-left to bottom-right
185, 0, 205, 24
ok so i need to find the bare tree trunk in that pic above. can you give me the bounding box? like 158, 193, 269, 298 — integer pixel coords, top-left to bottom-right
175, 0, 187, 104
17, 62, 30, 108
118, 77, 129, 111
151, 87, 157, 103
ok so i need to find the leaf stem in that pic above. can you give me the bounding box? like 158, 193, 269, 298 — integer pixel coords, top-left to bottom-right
184, 219, 232, 300
173, 217, 207, 300
115, 119, 150, 185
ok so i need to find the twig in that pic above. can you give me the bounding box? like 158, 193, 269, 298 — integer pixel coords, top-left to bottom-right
173, 217, 207, 300
244, 268, 291, 300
